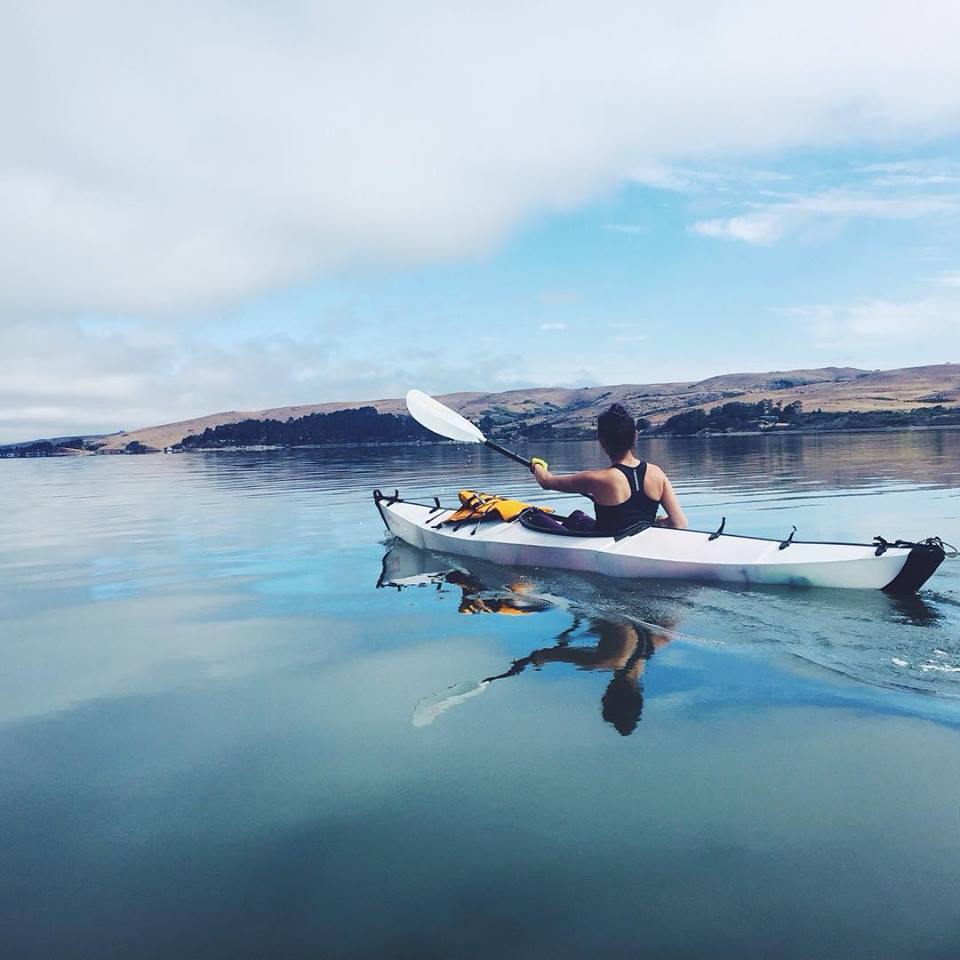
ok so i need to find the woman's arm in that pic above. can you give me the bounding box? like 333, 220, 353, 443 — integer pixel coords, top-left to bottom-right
657, 475, 688, 529
532, 462, 604, 497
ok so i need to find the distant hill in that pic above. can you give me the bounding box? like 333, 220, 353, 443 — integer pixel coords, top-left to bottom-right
89, 363, 960, 451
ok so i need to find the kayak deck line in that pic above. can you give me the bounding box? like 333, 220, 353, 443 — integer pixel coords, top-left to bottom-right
372, 489, 951, 594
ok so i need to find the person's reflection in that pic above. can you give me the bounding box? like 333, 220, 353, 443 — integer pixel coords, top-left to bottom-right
484, 617, 673, 736
378, 544, 678, 735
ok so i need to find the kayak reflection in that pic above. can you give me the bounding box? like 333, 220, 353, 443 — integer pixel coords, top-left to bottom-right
378, 544, 553, 615
378, 543, 678, 736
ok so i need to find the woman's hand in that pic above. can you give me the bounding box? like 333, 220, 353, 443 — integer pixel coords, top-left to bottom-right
530, 457, 549, 488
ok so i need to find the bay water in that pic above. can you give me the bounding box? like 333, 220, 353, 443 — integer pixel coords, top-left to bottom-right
1, 431, 959, 958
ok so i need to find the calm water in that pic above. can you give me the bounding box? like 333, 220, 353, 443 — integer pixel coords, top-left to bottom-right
1, 432, 959, 959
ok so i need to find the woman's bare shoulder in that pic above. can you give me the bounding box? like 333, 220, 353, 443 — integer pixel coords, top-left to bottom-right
586, 467, 623, 491
642, 461, 668, 498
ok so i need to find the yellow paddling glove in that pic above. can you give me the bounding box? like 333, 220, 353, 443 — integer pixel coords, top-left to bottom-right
530, 457, 549, 472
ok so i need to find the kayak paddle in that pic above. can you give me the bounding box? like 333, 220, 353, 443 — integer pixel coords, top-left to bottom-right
411, 679, 491, 727
405, 389, 532, 468
411, 659, 540, 728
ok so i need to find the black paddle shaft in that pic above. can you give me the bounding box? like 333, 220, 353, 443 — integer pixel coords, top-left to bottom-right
484, 439, 532, 468
485, 437, 594, 502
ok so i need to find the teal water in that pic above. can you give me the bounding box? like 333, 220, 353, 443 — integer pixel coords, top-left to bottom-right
1, 432, 959, 958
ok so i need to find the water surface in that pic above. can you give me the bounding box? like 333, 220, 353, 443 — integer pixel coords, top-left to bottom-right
1, 432, 959, 958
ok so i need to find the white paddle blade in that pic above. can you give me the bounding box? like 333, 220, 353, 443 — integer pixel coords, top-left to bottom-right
411, 680, 490, 728
406, 389, 486, 444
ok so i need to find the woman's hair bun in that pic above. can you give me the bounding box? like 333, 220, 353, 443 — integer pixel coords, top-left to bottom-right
597, 403, 637, 458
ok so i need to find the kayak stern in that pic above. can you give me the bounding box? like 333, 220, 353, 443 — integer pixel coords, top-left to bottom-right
882, 539, 946, 594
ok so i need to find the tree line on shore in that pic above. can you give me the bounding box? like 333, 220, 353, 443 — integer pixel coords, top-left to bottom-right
6, 399, 959, 457
174, 398, 960, 448
658, 400, 960, 434
175, 406, 432, 449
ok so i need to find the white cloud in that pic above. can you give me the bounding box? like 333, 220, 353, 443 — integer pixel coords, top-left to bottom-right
692, 191, 960, 244
693, 211, 785, 244
610, 322, 648, 342
930, 271, 960, 288
859, 158, 960, 187
3, 1, 960, 313
627, 162, 700, 192
0, 313, 640, 443
628, 163, 790, 193
0, 316, 333, 440
602, 223, 646, 235
0, 305, 719, 443
784, 298, 960, 350
540, 322, 567, 331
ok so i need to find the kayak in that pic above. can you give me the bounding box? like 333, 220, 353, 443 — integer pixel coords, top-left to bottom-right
373, 489, 950, 593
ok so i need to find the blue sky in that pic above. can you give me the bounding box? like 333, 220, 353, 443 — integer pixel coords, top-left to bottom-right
227, 147, 960, 394
1, 2, 959, 442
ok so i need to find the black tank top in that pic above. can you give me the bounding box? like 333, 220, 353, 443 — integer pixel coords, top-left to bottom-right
593, 462, 660, 533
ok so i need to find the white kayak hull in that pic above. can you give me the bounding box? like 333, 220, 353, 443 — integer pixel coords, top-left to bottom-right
374, 492, 946, 593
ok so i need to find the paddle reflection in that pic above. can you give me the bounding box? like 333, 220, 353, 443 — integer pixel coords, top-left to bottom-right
378, 543, 677, 736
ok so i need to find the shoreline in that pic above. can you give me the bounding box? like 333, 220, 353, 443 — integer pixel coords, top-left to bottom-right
4, 422, 959, 458
172, 421, 960, 450
148, 421, 960, 452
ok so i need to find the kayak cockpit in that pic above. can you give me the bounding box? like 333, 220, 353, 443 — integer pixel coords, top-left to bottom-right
519, 507, 652, 542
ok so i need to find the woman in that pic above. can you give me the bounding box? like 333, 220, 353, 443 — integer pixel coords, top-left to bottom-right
530, 403, 687, 533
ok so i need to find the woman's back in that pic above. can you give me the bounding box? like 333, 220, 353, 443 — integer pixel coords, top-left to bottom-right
594, 462, 661, 532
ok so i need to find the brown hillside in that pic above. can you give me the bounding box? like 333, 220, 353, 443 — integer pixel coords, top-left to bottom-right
96, 363, 959, 450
